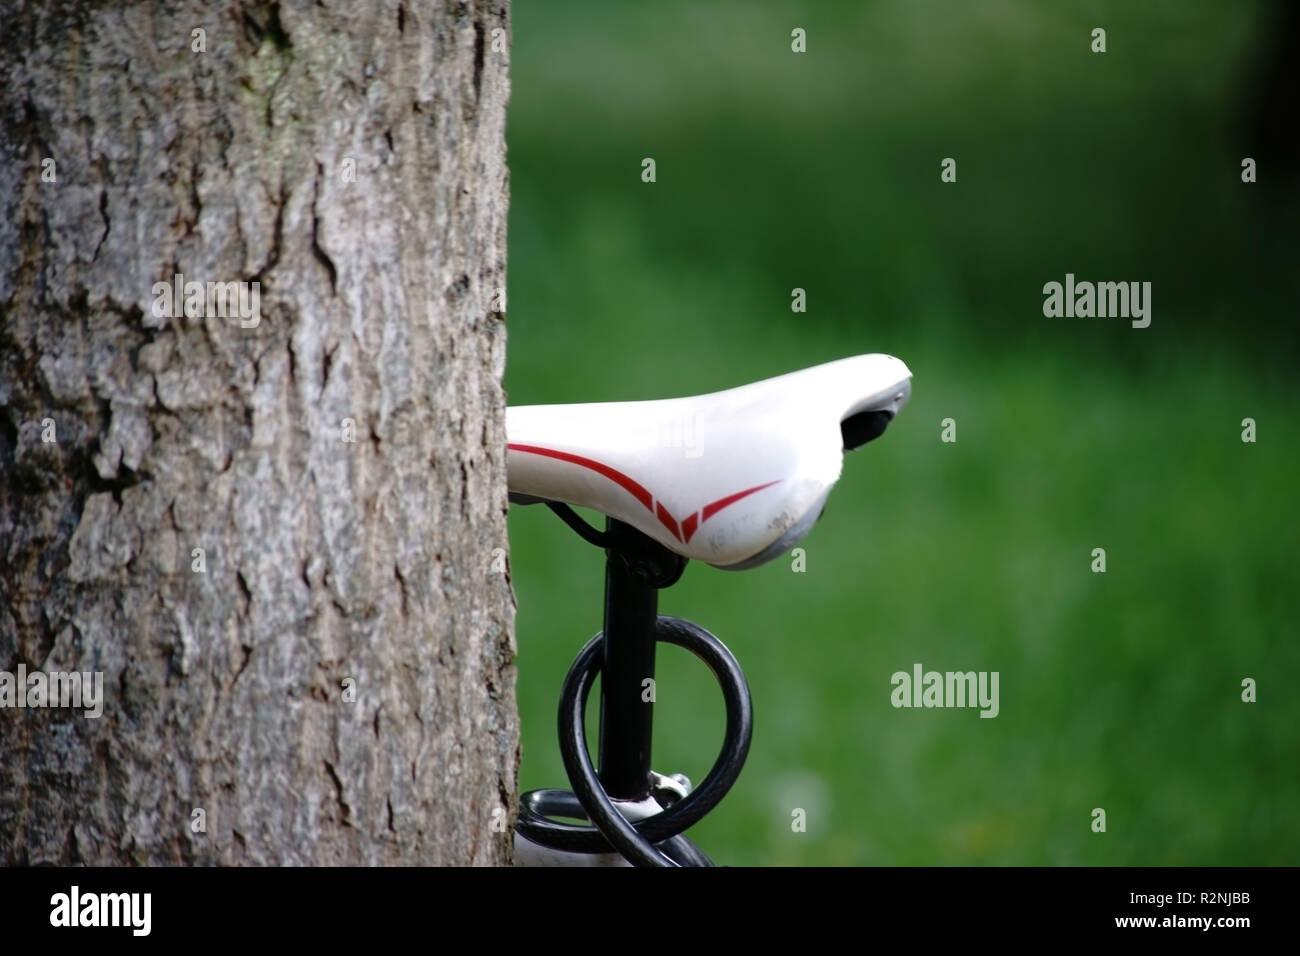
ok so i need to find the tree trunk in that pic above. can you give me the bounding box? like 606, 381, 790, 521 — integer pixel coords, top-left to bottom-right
0, 0, 517, 865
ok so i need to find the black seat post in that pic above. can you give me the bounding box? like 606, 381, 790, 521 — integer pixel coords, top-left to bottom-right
597, 519, 685, 801
517, 504, 749, 865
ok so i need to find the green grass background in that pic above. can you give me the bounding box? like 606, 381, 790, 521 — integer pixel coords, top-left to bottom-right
503, 1, 1299, 864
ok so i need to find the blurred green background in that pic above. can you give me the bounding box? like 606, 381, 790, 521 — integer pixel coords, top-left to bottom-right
503, 1, 1299, 864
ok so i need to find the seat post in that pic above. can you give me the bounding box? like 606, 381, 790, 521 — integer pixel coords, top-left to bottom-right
597, 518, 684, 801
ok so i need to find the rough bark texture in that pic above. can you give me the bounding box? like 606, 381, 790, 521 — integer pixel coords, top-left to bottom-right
0, 0, 517, 864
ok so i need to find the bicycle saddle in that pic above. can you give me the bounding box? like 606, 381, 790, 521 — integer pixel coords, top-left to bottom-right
507, 353, 912, 570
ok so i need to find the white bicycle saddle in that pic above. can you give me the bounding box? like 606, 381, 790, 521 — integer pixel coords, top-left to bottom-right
507, 353, 912, 570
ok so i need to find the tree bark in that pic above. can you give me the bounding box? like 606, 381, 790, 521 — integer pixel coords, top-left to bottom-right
0, 0, 517, 865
